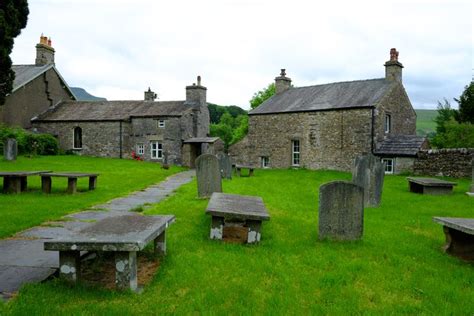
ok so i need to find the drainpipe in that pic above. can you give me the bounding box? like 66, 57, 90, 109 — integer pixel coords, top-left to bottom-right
371, 107, 375, 154
119, 121, 123, 159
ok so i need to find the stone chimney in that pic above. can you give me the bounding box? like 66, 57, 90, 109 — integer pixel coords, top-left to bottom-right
275, 69, 292, 94
384, 48, 403, 82
144, 87, 157, 101
185, 75, 207, 106
35, 34, 55, 66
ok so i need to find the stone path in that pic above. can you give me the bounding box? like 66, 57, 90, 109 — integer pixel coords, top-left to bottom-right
0, 170, 194, 301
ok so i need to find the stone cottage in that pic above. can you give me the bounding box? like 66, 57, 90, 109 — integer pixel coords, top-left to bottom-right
0, 35, 76, 129
32, 78, 220, 166
230, 49, 427, 174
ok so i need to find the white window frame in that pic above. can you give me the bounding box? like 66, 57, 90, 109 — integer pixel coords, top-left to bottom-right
150, 141, 163, 159
382, 158, 394, 174
158, 120, 165, 128
137, 143, 145, 155
384, 114, 391, 134
261, 156, 270, 168
72, 127, 82, 149
292, 140, 300, 167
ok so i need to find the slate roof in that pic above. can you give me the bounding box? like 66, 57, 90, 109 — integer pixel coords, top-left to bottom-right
375, 135, 428, 156
32, 100, 190, 122
249, 78, 393, 115
11, 64, 76, 98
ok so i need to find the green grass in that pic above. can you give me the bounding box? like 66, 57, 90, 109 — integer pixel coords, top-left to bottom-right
415, 109, 437, 136
0, 155, 183, 239
1, 168, 473, 314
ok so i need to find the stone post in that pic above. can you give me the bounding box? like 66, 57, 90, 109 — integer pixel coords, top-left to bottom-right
195, 154, 222, 198
3, 138, 18, 161
352, 154, 384, 207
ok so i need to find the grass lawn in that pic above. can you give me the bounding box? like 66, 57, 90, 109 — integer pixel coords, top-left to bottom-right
1, 168, 473, 314
415, 109, 437, 136
0, 155, 183, 239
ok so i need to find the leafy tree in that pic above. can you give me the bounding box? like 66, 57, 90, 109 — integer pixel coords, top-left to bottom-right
0, 0, 29, 104
210, 123, 233, 147
208, 103, 246, 124
250, 83, 275, 109
432, 120, 474, 148
454, 81, 474, 124
433, 98, 456, 134
231, 115, 248, 144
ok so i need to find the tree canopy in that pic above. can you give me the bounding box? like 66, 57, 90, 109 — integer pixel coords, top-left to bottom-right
249, 83, 275, 109
454, 81, 474, 124
0, 0, 29, 104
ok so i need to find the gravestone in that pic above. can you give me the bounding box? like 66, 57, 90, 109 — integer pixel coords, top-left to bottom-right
195, 154, 222, 198
3, 138, 17, 161
352, 154, 384, 207
319, 181, 364, 241
467, 159, 474, 197
217, 153, 232, 179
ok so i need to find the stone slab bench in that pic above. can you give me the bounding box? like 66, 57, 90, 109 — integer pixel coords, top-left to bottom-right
433, 217, 474, 261
40, 172, 99, 194
206, 192, 269, 244
44, 213, 175, 292
235, 165, 255, 177
0, 171, 52, 193
407, 177, 457, 195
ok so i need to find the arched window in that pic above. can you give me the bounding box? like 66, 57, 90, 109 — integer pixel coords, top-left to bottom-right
73, 127, 82, 149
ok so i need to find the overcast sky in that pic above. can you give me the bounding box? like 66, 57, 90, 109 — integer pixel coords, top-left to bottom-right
11, 0, 472, 110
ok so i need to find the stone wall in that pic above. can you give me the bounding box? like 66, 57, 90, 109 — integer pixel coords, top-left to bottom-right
413, 148, 473, 178
1, 68, 74, 129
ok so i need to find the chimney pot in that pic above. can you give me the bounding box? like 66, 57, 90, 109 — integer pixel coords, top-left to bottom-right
384, 48, 403, 82
197, 75, 201, 86
390, 48, 399, 61
280, 69, 286, 76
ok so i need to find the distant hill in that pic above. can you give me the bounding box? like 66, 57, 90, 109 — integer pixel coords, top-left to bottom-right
415, 109, 437, 137
71, 87, 107, 101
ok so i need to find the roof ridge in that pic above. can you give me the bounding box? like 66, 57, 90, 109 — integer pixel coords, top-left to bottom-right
291, 78, 387, 90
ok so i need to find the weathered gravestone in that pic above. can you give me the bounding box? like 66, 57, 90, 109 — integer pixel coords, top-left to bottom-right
3, 138, 18, 161
217, 152, 232, 179
467, 159, 474, 197
196, 154, 222, 198
352, 154, 384, 207
319, 181, 364, 241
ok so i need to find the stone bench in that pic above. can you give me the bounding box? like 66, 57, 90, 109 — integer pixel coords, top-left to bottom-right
44, 213, 175, 292
40, 172, 99, 194
433, 217, 474, 261
0, 171, 52, 193
206, 192, 270, 244
235, 165, 255, 177
407, 177, 457, 195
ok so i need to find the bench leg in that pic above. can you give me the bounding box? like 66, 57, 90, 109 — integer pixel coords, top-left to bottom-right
237, 168, 241, 177
8, 177, 22, 194
42, 176, 52, 194
89, 176, 97, 190
67, 178, 77, 194
249, 169, 254, 177
247, 220, 262, 244
154, 231, 166, 256
20, 176, 27, 192
59, 251, 81, 283
3, 177, 10, 193
210, 216, 224, 240
442, 226, 474, 260
115, 251, 138, 292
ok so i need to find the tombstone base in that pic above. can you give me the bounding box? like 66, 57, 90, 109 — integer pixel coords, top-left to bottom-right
442, 226, 474, 260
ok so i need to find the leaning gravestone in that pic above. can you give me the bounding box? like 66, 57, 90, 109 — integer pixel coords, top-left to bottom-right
196, 154, 222, 198
352, 154, 384, 207
319, 181, 364, 241
3, 138, 18, 161
217, 153, 232, 179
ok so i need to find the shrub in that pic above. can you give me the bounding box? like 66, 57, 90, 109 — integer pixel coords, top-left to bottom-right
0, 124, 59, 156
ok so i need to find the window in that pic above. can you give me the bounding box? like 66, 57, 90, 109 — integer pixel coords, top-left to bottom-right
382, 158, 394, 174
261, 156, 269, 168
150, 141, 163, 159
137, 143, 144, 155
73, 127, 82, 149
384, 114, 391, 134
292, 140, 300, 166
158, 120, 165, 128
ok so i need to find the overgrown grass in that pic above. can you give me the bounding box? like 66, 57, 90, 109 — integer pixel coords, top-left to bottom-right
1, 168, 473, 314
0, 156, 183, 238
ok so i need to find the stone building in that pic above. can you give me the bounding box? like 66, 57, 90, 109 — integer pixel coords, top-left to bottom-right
0, 35, 76, 129
32, 78, 217, 166
230, 49, 427, 174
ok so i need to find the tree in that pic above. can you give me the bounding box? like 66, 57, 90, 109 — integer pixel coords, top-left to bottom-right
0, 0, 29, 104
454, 81, 474, 124
433, 98, 456, 134
249, 83, 275, 109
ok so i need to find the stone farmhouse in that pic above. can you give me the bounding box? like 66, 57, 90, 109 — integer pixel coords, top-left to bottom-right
230, 49, 428, 174
0, 35, 76, 129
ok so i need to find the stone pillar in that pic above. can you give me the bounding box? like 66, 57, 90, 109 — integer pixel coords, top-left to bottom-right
67, 178, 77, 194
154, 231, 166, 256
217, 153, 232, 179
210, 216, 224, 240
115, 251, 138, 291
352, 154, 384, 207
247, 220, 262, 244
3, 138, 17, 161
319, 181, 364, 241
195, 154, 222, 198
59, 251, 81, 282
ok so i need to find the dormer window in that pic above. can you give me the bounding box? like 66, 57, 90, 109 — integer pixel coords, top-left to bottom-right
384, 114, 391, 134
158, 120, 165, 128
